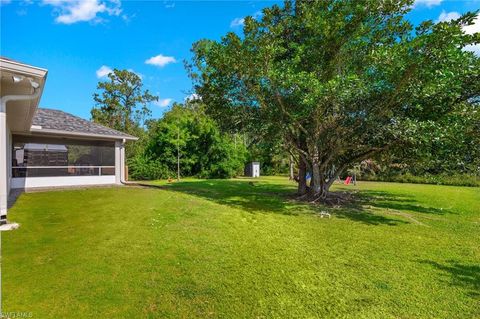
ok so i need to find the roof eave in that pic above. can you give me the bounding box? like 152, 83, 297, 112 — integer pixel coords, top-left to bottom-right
27, 127, 138, 141
0, 58, 48, 78
0, 58, 49, 131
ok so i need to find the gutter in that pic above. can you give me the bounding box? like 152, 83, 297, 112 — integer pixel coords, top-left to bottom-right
0, 59, 47, 80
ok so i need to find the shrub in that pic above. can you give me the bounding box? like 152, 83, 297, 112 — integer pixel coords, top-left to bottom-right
146, 105, 247, 179
128, 155, 171, 181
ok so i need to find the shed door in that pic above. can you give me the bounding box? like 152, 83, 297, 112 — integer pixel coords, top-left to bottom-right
253, 164, 260, 177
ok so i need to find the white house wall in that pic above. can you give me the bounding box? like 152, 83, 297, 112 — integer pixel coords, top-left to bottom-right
0, 112, 8, 217
6, 121, 12, 194
11, 175, 116, 189
115, 140, 121, 184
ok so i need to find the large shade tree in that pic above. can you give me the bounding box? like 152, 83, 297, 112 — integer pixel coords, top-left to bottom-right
191, 0, 480, 199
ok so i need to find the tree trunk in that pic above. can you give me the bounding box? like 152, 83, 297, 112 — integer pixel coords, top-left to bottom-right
312, 163, 330, 198
323, 164, 347, 194
289, 155, 294, 180
297, 156, 307, 195
311, 161, 321, 195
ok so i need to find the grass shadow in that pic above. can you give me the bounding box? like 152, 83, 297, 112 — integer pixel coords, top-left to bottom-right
355, 190, 451, 215
333, 207, 409, 226
137, 179, 298, 215
419, 260, 480, 298
133, 179, 448, 226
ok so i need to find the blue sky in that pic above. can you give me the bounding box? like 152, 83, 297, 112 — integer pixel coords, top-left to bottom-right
1, 0, 479, 120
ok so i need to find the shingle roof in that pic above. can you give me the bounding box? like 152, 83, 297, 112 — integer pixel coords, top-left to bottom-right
31, 108, 137, 140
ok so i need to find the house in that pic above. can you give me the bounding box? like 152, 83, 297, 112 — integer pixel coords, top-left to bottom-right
0, 57, 137, 224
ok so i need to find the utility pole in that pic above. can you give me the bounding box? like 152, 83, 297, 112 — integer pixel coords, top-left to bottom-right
177, 128, 180, 181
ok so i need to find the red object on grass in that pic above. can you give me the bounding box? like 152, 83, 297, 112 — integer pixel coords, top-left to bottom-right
344, 176, 352, 185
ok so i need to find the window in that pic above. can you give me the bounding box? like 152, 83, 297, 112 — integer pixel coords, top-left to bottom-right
12, 135, 115, 177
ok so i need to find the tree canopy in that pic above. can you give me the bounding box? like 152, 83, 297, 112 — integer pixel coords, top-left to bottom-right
91, 69, 158, 134
191, 0, 480, 198
128, 103, 247, 180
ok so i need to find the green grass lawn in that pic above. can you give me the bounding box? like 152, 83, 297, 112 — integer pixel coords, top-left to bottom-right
3, 177, 479, 318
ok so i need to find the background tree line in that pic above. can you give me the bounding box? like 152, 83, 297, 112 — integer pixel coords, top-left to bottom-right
89, 66, 478, 186
89, 70, 250, 180
90, 0, 479, 191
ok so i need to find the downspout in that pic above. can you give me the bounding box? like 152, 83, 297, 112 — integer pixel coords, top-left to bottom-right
0, 88, 40, 112
120, 138, 127, 184
0, 77, 41, 112
0, 85, 40, 223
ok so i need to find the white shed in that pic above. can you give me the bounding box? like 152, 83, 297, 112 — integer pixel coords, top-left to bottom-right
245, 162, 260, 178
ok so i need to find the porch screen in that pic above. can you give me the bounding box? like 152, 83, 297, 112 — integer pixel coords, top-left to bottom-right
12, 135, 115, 177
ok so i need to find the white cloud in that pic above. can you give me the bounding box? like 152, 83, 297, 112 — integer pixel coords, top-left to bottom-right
437, 10, 460, 23
414, 0, 442, 7
463, 14, 480, 35
97, 66, 144, 79
230, 17, 245, 28
463, 14, 480, 56
121, 13, 132, 22
145, 54, 176, 67
435, 12, 479, 56
185, 93, 200, 102
164, 1, 175, 9
230, 11, 262, 28
42, 0, 122, 24
127, 68, 143, 80
96, 65, 113, 78
464, 44, 480, 55
154, 98, 173, 107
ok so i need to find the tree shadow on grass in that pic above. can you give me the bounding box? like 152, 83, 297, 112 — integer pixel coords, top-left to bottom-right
155, 179, 297, 215
333, 207, 409, 226
134, 179, 447, 226
355, 190, 451, 215
419, 260, 480, 298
